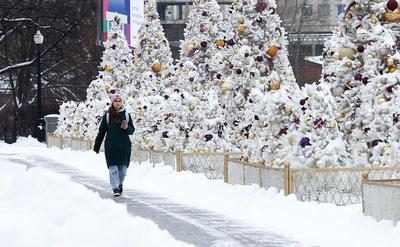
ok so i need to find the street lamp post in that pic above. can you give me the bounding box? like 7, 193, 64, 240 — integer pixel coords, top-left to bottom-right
34, 30, 45, 142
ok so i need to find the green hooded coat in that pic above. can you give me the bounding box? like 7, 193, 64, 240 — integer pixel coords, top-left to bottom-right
93, 109, 135, 168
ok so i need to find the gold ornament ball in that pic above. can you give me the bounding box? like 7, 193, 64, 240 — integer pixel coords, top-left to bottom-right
186, 42, 196, 53
144, 91, 150, 96
221, 81, 232, 93
270, 81, 281, 90
238, 17, 245, 24
389, 67, 397, 73
194, 148, 199, 153
371, 17, 378, 24
386, 57, 395, 67
150, 39, 155, 45
258, 122, 264, 128
346, 80, 353, 89
243, 28, 251, 36
333, 52, 340, 60
162, 69, 170, 76
383, 9, 400, 22
116, 82, 123, 89
105, 65, 112, 73
237, 23, 246, 33
346, 61, 353, 67
266, 45, 278, 57
235, 133, 241, 139
288, 136, 295, 145
339, 47, 356, 60
329, 120, 337, 128
353, 4, 361, 11
152, 63, 161, 73
382, 145, 390, 155
248, 133, 255, 139
285, 106, 293, 114
335, 112, 345, 121
215, 39, 225, 48
378, 96, 387, 104
203, 146, 210, 153
346, 12, 353, 19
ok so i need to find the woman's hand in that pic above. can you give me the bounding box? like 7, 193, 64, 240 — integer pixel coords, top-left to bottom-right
121, 120, 128, 130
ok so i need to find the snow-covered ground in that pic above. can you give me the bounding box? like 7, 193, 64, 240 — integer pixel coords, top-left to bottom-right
0, 146, 192, 247
1, 137, 400, 247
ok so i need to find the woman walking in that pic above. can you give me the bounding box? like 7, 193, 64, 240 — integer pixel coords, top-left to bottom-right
94, 93, 135, 196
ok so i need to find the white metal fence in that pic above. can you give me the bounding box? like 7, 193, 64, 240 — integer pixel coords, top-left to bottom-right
226, 158, 400, 206
362, 174, 400, 223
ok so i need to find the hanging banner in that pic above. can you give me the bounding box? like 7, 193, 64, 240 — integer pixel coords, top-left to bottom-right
97, 0, 144, 47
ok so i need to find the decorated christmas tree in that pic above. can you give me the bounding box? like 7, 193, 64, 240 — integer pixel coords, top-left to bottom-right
275, 83, 349, 168
208, 0, 299, 156
155, 0, 237, 152
322, 0, 400, 166
99, 16, 134, 91
54, 101, 77, 138
55, 16, 132, 140
124, 0, 174, 150
82, 78, 111, 140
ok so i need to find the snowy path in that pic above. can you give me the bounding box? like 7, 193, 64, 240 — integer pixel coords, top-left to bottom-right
0, 153, 301, 247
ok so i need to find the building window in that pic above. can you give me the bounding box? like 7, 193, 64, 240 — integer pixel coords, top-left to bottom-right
318, 4, 330, 17
303, 5, 313, 17
337, 4, 345, 15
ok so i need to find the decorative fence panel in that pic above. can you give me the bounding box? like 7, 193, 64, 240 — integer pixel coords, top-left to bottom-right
291, 167, 400, 205
164, 152, 176, 169
243, 164, 260, 186
71, 138, 81, 151
226, 157, 400, 206
260, 167, 285, 191
132, 149, 149, 163
181, 153, 226, 179
227, 160, 245, 185
362, 176, 400, 223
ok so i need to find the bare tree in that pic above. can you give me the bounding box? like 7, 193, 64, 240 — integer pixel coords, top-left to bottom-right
0, 0, 102, 142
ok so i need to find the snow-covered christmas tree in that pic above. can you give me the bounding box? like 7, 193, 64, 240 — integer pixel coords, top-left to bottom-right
165, 0, 235, 152
54, 101, 77, 138
210, 0, 299, 156
124, 0, 174, 150
275, 83, 349, 168
56, 16, 132, 140
322, 0, 400, 166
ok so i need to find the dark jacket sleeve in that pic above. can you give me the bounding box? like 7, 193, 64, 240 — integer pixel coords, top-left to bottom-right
93, 114, 107, 153
125, 114, 135, 135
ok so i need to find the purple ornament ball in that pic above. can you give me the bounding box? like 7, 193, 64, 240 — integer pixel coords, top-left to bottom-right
387, 0, 399, 11
354, 74, 362, 81
299, 137, 311, 148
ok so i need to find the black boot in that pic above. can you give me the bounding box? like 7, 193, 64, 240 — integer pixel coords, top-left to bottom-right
119, 184, 123, 195
113, 188, 120, 197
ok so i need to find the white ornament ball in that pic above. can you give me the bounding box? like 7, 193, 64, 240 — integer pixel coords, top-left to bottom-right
332, 86, 345, 96
345, 121, 352, 130
365, 112, 373, 121
241, 38, 249, 45
379, 48, 389, 56
356, 28, 368, 43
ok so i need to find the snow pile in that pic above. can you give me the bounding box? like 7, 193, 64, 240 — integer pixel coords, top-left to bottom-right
0, 158, 191, 247
1, 137, 400, 247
